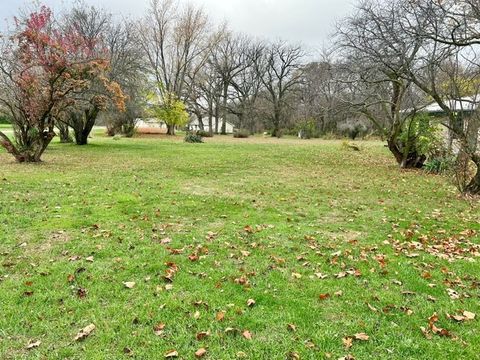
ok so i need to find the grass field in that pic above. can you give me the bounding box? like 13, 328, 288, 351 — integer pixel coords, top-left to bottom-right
0, 133, 479, 359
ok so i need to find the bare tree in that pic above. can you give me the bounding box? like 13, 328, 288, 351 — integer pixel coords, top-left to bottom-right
260, 41, 305, 137
209, 32, 252, 134
297, 52, 355, 136
103, 19, 147, 137
336, 0, 429, 168
138, 0, 210, 135
228, 39, 265, 133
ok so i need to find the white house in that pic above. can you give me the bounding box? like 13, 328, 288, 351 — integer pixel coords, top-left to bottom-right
422, 96, 480, 149
188, 118, 235, 134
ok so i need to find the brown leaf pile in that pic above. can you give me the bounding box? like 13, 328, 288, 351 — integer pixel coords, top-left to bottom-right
392, 229, 479, 261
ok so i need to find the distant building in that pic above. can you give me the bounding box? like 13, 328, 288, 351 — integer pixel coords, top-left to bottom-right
421, 96, 480, 149
136, 119, 167, 134
423, 96, 479, 116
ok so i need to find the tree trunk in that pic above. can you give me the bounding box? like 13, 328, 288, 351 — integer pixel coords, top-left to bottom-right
166, 124, 175, 135
221, 83, 228, 135
464, 157, 480, 195
271, 106, 281, 137
0, 130, 54, 162
196, 113, 204, 131
57, 123, 73, 143
208, 103, 214, 136
237, 113, 244, 130
214, 103, 219, 134
387, 138, 425, 169
72, 108, 99, 146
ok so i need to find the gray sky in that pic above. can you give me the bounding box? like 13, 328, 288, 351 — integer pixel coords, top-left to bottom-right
2, 0, 355, 52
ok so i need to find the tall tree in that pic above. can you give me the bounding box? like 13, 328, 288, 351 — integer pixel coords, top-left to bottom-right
210, 32, 251, 134
260, 41, 304, 137
59, 3, 125, 145
138, 0, 210, 135
336, 0, 429, 168
103, 20, 147, 137
228, 39, 265, 132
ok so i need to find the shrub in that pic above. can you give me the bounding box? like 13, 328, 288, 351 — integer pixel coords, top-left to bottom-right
233, 129, 250, 138
184, 132, 203, 143
196, 130, 213, 138
297, 119, 320, 139
424, 157, 454, 174
337, 120, 368, 140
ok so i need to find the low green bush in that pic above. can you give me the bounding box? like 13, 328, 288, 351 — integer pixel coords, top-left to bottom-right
424, 157, 454, 174
184, 132, 203, 143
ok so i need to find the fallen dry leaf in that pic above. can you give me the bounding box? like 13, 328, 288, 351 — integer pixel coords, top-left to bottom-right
292, 272, 302, 279
161, 237, 172, 244
247, 299, 256, 307
123, 281, 136, 289
287, 323, 297, 332
154, 323, 166, 336
288, 352, 300, 359
319, 293, 330, 300
164, 350, 178, 358
428, 313, 454, 338
315, 272, 328, 279
216, 311, 225, 321
342, 337, 353, 349
448, 311, 476, 322
195, 348, 207, 358
464, 311, 476, 320
74, 323, 95, 341
244, 225, 254, 233
354, 333, 369, 341
447, 288, 460, 300
77, 287, 87, 299
25, 340, 41, 350
242, 330, 252, 340
188, 253, 199, 262
196, 331, 210, 340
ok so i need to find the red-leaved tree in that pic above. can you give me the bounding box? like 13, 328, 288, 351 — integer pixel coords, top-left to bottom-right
0, 6, 112, 162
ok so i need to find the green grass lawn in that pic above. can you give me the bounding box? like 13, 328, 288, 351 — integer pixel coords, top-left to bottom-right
0, 135, 479, 359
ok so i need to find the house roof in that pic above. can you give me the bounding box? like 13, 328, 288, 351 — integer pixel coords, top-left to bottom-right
423, 96, 480, 114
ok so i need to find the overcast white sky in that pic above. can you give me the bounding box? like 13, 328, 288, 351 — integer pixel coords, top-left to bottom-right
2, 0, 355, 52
